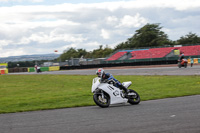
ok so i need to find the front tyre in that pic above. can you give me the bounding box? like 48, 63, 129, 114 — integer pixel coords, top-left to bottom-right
128, 89, 140, 105
93, 92, 110, 108
184, 63, 187, 68
178, 63, 181, 68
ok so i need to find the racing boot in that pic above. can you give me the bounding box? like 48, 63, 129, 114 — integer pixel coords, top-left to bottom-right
120, 85, 129, 98
120, 85, 136, 98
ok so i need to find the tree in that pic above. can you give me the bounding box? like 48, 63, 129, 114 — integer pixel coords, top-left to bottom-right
58, 45, 113, 61
91, 45, 113, 58
114, 42, 129, 50
102, 45, 114, 57
115, 23, 173, 50
59, 48, 87, 61
177, 32, 200, 44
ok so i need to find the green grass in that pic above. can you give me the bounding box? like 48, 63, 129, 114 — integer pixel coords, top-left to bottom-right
0, 75, 200, 113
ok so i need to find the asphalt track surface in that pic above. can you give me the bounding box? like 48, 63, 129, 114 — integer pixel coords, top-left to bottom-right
8, 64, 200, 75
2, 64, 200, 133
0, 95, 200, 133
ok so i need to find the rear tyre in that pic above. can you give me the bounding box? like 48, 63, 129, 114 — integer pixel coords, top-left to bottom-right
93, 92, 110, 108
127, 89, 140, 105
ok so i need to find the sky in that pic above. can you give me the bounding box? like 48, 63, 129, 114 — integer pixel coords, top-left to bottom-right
0, 0, 200, 57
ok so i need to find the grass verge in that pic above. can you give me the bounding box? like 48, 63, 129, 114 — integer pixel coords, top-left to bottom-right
0, 75, 200, 113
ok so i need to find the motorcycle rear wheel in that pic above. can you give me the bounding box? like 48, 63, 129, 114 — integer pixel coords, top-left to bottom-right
93, 92, 110, 108
127, 89, 140, 105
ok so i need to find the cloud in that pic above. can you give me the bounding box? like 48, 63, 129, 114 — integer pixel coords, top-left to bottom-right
106, 16, 118, 24
61, 41, 101, 52
100, 29, 110, 39
0, 0, 200, 57
0, 47, 26, 58
0, 0, 43, 2
29, 32, 86, 44
117, 13, 148, 28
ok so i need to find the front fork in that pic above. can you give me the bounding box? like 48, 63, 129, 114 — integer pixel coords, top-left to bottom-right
100, 90, 105, 99
94, 89, 105, 99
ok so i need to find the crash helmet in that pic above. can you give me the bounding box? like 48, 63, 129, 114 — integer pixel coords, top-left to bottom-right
96, 68, 105, 78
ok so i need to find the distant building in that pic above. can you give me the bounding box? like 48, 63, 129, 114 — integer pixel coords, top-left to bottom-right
43, 62, 53, 67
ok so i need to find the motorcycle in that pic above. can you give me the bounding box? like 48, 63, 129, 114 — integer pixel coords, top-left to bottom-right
91, 77, 140, 108
178, 59, 188, 68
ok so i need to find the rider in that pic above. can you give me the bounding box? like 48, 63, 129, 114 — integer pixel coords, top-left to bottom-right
179, 52, 185, 61
96, 68, 129, 94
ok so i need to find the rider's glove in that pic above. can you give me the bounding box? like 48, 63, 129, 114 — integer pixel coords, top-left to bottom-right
101, 79, 108, 83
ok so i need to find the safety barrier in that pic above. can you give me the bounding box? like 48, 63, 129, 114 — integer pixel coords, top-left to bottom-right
188, 58, 200, 64
28, 68, 35, 72
0, 70, 5, 74
0, 63, 8, 74
28, 66, 59, 72
49, 66, 60, 71
8, 66, 60, 73
0, 69, 8, 74
28, 67, 49, 72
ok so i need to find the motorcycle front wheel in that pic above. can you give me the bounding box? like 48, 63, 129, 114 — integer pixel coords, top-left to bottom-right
178, 63, 181, 68
184, 63, 187, 68
93, 92, 110, 108
128, 89, 140, 105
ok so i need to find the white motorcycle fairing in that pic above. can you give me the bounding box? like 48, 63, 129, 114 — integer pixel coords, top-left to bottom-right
122, 81, 132, 88
92, 77, 129, 105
